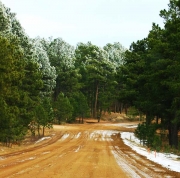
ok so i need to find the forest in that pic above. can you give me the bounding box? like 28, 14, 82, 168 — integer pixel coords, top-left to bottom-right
0, 0, 180, 150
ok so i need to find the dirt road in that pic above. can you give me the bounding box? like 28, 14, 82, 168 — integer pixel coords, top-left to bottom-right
0, 121, 179, 178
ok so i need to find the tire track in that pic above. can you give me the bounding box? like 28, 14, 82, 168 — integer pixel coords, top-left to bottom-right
111, 132, 178, 178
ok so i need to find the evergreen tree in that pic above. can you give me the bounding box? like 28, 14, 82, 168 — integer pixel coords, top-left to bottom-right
32, 37, 56, 97
54, 93, 73, 124
0, 34, 27, 143
47, 38, 79, 99
158, 0, 180, 148
75, 42, 115, 119
34, 98, 53, 137
70, 92, 89, 123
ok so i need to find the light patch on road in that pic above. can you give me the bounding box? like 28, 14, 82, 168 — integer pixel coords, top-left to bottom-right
18, 156, 36, 163
89, 130, 118, 141
74, 145, 81, 152
42, 151, 50, 155
35, 137, 51, 144
75, 132, 81, 139
59, 153, 66, 158
89, 132, 95, 139
111, 147, 147, 178
124, 125, 138, 128
0, 156, 5, 160
13, 167, 33, 176
59, 133, 70, 141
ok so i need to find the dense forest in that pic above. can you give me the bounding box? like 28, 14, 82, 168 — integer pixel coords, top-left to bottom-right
0, 0, 180, 150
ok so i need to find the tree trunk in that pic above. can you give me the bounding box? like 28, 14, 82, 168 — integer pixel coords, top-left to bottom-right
81, 113, 84, 124
90, 91, 94, 117
168, 122, 178, 149
114, 102, 116, 113
119, 103, 123, 114
37, 124, 40, 138
146, 112, 153, 125
94, 82, 99, 119
42, 126, 45, 137
124, 104, 128, 115
58, 118, 60, 125
156, 116, 159, 124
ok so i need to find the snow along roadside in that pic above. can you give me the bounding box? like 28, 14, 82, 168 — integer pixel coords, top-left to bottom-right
121, 132, 180, 173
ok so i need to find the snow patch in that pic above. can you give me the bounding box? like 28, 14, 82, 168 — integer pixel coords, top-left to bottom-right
89, 130, 118, 141
124, 125, 138, 128
18, 156, 36, 163
35, 137, 51, 144
74, 146, 81, 152
59, 133, 69, 141
75, 132, 81, 139
121, 132, 180, 173
42, 151, 50, 155
0, 156, 5, 160
111, 148, 142, 178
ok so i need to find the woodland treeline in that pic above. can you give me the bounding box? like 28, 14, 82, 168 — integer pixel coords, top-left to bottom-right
0, 0, 180, 149
125, 0, 180, 149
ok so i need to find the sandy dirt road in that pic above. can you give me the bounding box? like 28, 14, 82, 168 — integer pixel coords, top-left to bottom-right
0, 121, 180, 178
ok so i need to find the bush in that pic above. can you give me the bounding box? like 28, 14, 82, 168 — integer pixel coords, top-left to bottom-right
127, 106, 139, 120
135, 122, 159, 147
152, 135, 162, 151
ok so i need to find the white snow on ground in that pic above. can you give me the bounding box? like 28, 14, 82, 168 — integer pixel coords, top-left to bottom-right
17, 156, 36, 163
0, 156, 5, 160
121, 132, 180, 173
42, 151, 50, 155
90, 130, 118, 141
124, 125, 138, 128
75, 132, 81, 139
111, 146, 145, 178
89, 132, 95, 139
74, 145, 81, 152
59, 133, 69, 141
35, 137, 51, 144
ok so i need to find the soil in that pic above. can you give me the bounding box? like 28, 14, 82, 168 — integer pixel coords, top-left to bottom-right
0, 114, 180, 178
